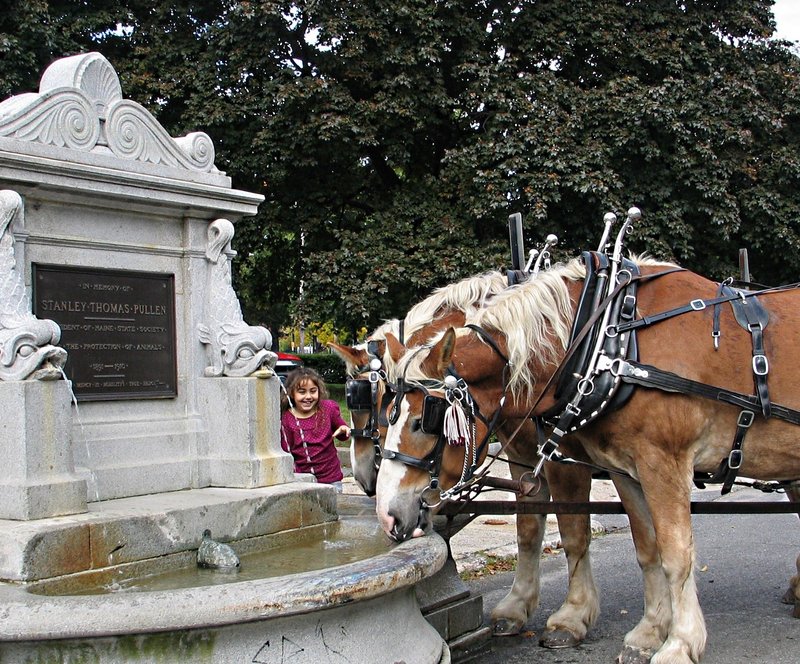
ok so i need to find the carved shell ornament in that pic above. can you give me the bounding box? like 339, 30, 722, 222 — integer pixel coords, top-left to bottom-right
0, 52, 217, 173
0, 191, 67, 381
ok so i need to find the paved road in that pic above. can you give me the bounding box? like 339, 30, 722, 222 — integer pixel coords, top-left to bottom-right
460, 487, 800, 663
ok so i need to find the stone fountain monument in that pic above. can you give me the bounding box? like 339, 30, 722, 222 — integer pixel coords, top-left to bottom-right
0, 53, 450, 663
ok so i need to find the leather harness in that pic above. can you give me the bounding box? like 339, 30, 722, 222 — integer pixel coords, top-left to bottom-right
375, 246, 800, 499
543, 260, 800, 494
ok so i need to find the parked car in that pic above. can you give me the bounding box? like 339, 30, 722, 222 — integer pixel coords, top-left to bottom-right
274, 351, 303, 382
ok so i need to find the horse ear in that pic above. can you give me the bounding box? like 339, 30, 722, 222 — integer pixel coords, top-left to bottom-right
384, 333, 406, 363
327, 342, 368, 375
422, 328, 456, 376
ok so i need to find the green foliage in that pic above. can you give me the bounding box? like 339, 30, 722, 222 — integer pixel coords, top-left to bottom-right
3, 0, 800, 335
327, 383, 350, 424
300, 353, 348, 384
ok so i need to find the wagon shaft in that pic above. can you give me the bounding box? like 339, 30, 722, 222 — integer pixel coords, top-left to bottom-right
438, 500, 800, 516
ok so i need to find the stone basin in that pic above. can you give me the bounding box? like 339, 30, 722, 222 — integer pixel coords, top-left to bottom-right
0, 489, 451, 663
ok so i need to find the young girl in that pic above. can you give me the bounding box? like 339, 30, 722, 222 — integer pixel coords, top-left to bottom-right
280, 367, 350, 491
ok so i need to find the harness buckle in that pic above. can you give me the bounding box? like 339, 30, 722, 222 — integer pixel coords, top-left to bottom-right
565, 402, 582, 416
446, 386, 466, 404
752, 354, 769, 376
737, 410, 755, 428
620, 294, 636, 320
596, 354, 619, 374
690, 299, 706, 311
421, 485, 443, 510
728, 449, 743, 470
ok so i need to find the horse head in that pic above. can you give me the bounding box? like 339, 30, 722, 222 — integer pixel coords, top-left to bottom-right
376, 328, 506, 542
329, 339, 390, 497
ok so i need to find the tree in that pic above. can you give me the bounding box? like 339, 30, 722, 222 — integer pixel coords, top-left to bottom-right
0, 0, 130, 98
3, 1, 799, 334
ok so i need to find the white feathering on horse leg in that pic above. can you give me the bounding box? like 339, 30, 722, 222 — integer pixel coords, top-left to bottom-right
443, 403, 469, 446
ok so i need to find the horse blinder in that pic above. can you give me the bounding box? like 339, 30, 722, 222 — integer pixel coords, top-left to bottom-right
421, 395, 448, 435
345, 378, 372, 411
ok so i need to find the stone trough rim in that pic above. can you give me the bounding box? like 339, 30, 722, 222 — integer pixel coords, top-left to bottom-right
0, 532, 447, 641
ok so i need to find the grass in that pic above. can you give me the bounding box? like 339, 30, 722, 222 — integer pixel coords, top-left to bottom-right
328, 383, 349, 420
328, 384, 350, 445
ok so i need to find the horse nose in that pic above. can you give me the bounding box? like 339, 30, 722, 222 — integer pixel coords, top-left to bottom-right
387, 511, 414, 542
389, 522, 411, 542
361, 473, 377, 497
376, 507, 396, 538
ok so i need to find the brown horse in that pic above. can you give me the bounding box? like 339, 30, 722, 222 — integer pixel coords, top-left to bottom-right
375, 256, 800, 663
329, 268, 507, 496
331, 269, 603, 646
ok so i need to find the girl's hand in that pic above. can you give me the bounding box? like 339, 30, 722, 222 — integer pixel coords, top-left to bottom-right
334, 425, 351, 440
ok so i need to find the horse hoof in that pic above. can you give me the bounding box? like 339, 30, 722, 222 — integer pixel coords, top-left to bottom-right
782, 586, 795, 605
539, 628, 581, 649
616, 645, 652, 664
491, 618, 523, 636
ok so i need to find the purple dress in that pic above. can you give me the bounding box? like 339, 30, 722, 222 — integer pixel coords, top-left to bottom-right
280, 399, 346, 484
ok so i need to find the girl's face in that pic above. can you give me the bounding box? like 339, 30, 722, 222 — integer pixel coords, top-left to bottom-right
292, 379, 319, 415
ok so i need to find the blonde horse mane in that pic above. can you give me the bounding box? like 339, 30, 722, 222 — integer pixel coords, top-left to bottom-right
369, 270, 509, 378
399, 254, 676, 398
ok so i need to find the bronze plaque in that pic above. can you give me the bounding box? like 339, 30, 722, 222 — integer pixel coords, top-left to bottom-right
33, 264, 177, 401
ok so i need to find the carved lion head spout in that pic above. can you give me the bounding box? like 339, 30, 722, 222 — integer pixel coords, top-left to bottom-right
0, 318, 67, 381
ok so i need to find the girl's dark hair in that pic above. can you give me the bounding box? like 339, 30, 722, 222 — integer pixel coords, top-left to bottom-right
281, 367, 329, 411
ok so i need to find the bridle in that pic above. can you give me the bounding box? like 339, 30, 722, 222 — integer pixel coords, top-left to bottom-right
381, 328, 511, 503
345, 345, 395, 470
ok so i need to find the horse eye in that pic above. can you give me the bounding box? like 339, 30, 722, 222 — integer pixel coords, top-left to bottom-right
410, 419, 421, 433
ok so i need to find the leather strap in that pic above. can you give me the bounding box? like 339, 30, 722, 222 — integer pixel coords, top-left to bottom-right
723, 285, 771, 418
705, 409, 754, 494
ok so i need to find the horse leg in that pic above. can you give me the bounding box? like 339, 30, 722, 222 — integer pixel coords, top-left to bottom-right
612, 475, 672, 664
636, 458, 706, 664
781, 484, 800, 617
539, 460, 600, 648
489, 443, 550, 636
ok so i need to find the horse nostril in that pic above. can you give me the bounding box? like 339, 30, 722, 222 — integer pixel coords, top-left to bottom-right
387, 512, 411, 542
390, 523, 410, 542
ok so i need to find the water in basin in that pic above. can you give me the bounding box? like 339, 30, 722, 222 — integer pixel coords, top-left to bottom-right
30, 517, 393, 596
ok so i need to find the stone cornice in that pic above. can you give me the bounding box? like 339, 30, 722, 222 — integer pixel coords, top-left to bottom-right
0, 144, 263, 217
0, 53, 249, 197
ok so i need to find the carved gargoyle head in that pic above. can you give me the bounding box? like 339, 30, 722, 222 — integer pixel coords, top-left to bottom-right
219, 323, 276, 377
0, 317, 67, 381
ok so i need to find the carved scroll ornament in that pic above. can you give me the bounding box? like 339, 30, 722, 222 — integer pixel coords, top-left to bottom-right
0, 52, 218, 173
0, 191, 67, 381
198, 219, 276, 377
